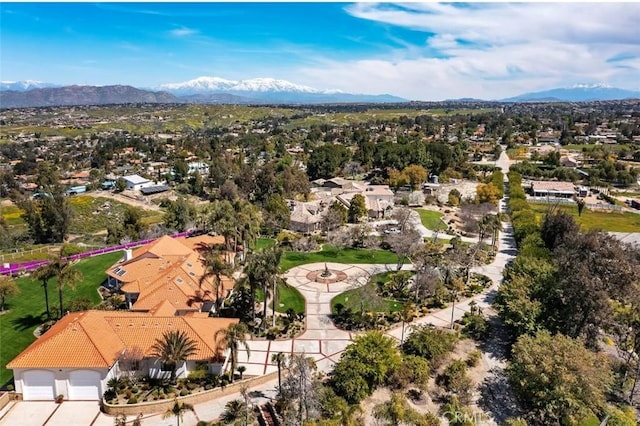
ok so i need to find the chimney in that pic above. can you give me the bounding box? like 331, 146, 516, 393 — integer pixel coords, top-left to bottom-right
124, 248, 133, 261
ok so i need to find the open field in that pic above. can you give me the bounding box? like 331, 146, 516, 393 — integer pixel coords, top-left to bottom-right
0, 251, 123, 385
1, 196, 164, 235
280, 245, 399, 272
529, 203, 640, 233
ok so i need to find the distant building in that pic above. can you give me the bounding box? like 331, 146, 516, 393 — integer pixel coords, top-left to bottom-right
530, 181, 575, 198
122, 174, 153, 191
187, 161, 210, 175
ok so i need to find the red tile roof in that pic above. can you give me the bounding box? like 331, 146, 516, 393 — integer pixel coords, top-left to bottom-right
7, 310, 239, 369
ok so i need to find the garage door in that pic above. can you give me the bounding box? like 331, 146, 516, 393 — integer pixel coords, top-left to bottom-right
22, 370, 55, 400
68, 370, 101, 400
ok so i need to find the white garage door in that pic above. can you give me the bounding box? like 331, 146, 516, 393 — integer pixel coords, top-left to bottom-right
68, 370, 101, 400
22, 370, 55, 400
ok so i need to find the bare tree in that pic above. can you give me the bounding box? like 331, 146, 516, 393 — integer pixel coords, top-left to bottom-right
384, 225, 423, 271
280, 354, 321, 425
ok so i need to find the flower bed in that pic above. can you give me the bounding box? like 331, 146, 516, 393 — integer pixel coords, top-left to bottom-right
104, 372, 231, 406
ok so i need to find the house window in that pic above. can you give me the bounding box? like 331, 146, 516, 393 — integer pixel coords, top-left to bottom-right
161, 362, 174, 372
128, 360, 140, 371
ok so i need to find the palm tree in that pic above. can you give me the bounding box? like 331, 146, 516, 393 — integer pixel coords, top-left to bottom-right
271, 352, 286, 395
199, 244, 235, 312
220, 399, 247, 424
208, 200, 237, 256
261, 247, 283, 329
150, 330, 198, 383
215, 322, 250, 383
32, 262, 56, 319
162, 398, 195, 426
48, 257, 83, 318
233, 199, 262, 256
484, 213, 502, 248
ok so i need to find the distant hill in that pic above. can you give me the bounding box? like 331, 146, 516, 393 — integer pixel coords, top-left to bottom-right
0, 85, 180, 108
502, 85, 640, 102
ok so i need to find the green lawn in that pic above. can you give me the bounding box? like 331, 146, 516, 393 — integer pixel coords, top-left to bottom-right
330, 272, 403, 314
280, 245, 399, 272
273, 282, 305, 315
416, 209, 447, 231
254, 237, 276, 251
529, 203, 640, 233
0, 251, 123, 385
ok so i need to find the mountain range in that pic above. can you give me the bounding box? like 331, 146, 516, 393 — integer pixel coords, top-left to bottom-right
0, 77, 405, 108
1, 78, 639, 108
501, 84, 640, 102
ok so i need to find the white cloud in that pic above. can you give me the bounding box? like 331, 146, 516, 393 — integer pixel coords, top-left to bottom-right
169, 27, 197, 37
295, 3, 640, 100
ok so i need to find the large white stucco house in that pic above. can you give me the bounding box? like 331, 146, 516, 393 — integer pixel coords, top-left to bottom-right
7, 310, 238, 401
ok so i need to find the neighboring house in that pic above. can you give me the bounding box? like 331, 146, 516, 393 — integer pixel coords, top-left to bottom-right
529, 181, 576, 198
7, 310, 238, 401
122, 174, 153, 191
288, 180, 396, 231
337, 186, 394, 219
106, 235, 235, 315
289, 201, 326, 234
188, 161, 210, 175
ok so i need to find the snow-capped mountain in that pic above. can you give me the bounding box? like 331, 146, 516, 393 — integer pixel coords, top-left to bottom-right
0, 80, 59, 92
158, 76, 404, 104
160, 76, 326, 95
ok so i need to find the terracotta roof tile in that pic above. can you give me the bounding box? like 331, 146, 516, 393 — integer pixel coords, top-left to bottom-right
7, 311, 239, 369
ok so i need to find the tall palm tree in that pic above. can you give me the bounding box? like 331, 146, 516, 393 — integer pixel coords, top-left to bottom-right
243, 252, 265, 322
260, 247, 283, 329
162, 398, 195, 426
271, 352, 286, 395
199, 244, 235, 312
48, 257, 83, 318
215, 322, 250, 383
233, 199, 263, 256
208, 200, 237, 256
151, 330, 198, 383
32, 262, 56, 320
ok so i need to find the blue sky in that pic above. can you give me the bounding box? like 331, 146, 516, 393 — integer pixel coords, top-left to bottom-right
1, 2, 639, 100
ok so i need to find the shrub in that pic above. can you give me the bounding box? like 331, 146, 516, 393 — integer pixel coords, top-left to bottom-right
437, 360, 473, 404
460, 311, 489, 340
127, 396, 138, 404
103, 389, 117, 401
180, 389, 188, 396
467, 350, 482, 367
402, 325, 458, 369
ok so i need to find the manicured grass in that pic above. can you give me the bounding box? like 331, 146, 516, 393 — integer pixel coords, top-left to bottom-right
280, 245, 399, 272
529, 203, 640, 233
0, 251, 123, 385
330, 272, 403, 314
254, 237, 276, 251
273, 282, 305, 315
416, 209, 447, 231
